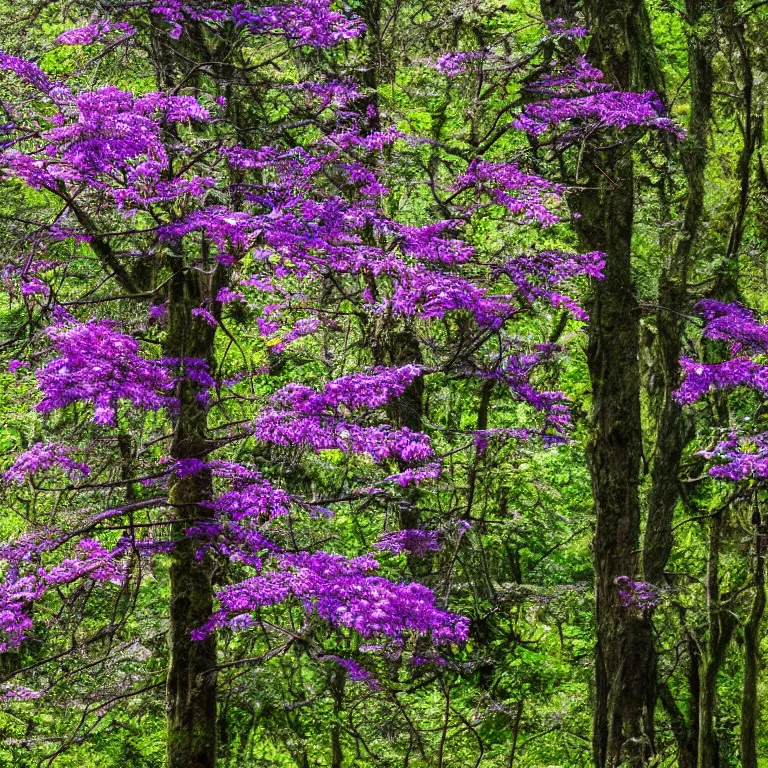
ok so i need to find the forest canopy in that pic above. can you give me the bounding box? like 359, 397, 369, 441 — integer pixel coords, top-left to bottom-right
0, 2, 767, 767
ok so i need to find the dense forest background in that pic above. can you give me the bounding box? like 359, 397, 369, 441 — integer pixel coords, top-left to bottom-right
0, 1, 767, 767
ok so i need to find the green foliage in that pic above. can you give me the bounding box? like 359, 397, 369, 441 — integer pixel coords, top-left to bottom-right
2, 1, 768, 766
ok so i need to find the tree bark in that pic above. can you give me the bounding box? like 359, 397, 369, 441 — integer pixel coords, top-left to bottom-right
643, 1, 714, 586
569, 2, 660, 764
164, 256, 221, 768
582, 169, 655, 766
330, 667, 346, 768
640, 11, 714, 762
658, 679, 698, 768
740, 515, 766, 768
143, 19, 224, 766
697, 510, 736, 768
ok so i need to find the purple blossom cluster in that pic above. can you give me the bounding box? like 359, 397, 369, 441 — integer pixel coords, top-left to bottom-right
697, 299, 768, 353
0, 56, 604, 360
374, 529, 442, 556
615, 576, 662, 611
0, 574, 39, 652
430, 52, 485, 76
1, 685, 42, 701
20, 278, 50, 297
36, 320, 177, 425
473, 428, 540, 454
381, 463, 442, 487
158, 207, 260, 262
498, 249, 605, 321
192, 551, 468, 644
0, 536, 136, 652
477, 346, 573, 434
517, 90, 682, 138
518, 56, 684, 138
544, 18, 589, 41
427, 18, 587, 79
398, 221, 475, 264
677, 301, 768, 483
177, 461, 461, 643
676, 356, 768, 405
388, 268, 518, 328
702, 433, 768, 481
271, 366, 422, 414
0, 52, 55, 94
4, 442, 90, 483
184, 464, 287, 564
56, 19, 136, 46
322, 656, 381, 690
286, 79, 363, 110
253, 410, 434, 463
456, 158, 567, 227
149, 0, 365, 45
209, 475, 293, 521
0, 78, 213, 211
528, 57, 610, 97
252, 366, 434, 462
44, 538, 126, 586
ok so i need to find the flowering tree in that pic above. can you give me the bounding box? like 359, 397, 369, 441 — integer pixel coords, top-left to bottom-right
675, 299, 768, 768
0, 3, 681, 764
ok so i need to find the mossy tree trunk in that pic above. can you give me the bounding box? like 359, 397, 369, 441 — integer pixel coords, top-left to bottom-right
740, 513, 766, 768
579, 147, 656, 765
164, 252, 223, 768
697, 510, 736, 768
568, 2, 662, 764
643, 0, 713, 588
144, 17, 226, 766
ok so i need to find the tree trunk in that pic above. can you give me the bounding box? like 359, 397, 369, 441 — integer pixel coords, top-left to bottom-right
571, 3, 660, 764
355, 0, 427, 545
144, 19, 224, 766
697, 510, 736, 768
330, 667, 346, 768
697, 662, 718, 768
643, 7, 713, 585
640, 10, 723, 768
740, 517, 766, 768
164, 258, 221, 768
584, 184, 655, 765
658, 680, 698, 768
537, 8, 658, 761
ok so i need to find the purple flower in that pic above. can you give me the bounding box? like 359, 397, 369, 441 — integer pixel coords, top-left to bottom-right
381, 463, 442, 487
374, 529, 442, 556
191, 307, 218, 327
517, 57, 684, 139
675, 357, 768, 405
149, 0, 365, 47
5, 442, 90, 483
430, 52, 484, 76
36, 320, 177, 424
148, 303, 168, 324
193, 550, 469, 644
1, 685, 42, 701
57, 19, 136, 46
0, 52, 56, 94
322, 656, 381, 690
702, 433, 768, 481
615, 576, 661, 610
